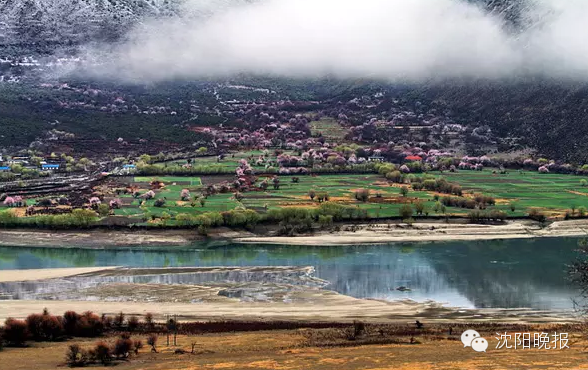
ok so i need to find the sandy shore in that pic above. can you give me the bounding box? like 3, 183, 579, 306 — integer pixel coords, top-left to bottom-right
0, 266, 118, 282
0, 266, 576, 324
0, 229, 196, 248
0, 267, 449, 321
237, 220, 588, 245
0, 219, 588, 248
0, 296, 572, 324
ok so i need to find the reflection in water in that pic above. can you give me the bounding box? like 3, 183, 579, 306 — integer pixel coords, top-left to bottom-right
0, 267, 326, 301
0, 237, 581, 311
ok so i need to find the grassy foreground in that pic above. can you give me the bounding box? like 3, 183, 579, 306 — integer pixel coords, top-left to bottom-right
1, 324, 584, 370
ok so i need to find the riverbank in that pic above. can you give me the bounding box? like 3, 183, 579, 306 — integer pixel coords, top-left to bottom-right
238, 219, 588, 245
1, 219, 588, 248
0, 229, 199, 248
0, 266, 119, 282
0, 267, 576, 324
0, 295, 574, 324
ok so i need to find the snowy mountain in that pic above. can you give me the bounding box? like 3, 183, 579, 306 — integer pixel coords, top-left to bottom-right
0, 0, 523, 46
0, 0, 186, 44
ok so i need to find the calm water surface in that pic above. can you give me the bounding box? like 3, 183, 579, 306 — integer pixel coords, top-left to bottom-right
0, 237, 583, 311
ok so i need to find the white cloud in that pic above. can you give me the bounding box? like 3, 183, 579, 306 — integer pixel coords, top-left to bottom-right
86, 0, 588, 82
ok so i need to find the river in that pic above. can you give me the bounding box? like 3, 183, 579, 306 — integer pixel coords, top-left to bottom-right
0, 237, 583, 312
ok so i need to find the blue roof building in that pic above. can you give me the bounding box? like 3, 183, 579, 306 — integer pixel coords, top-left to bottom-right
123, 164, 136, 169
41, 164, 60, 170
0, 166, 11, 171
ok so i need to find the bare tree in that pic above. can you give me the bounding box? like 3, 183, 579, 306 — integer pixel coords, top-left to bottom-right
569, 238, 588, 315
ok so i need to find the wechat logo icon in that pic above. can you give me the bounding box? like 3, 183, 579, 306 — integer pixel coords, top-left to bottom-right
462, 330, 488, 353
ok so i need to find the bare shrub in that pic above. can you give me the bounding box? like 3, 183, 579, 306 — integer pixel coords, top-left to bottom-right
89, 341, 112, 365
114, 312, 125, 329
76, 312, 104, 337
63, 311, 80, 336
133, 340, 143, 355
26, 309, 64, 342
101, 314, 113, 331
354, 321, 366, 337
114, 335, 133, 359
127, 316, 139, 332
144, 313, 154, 330
41, 313, 64, 341
354, 188, 370, 202
147, 334, 158, 353
65, 344, 88, 367
3, 318, 28, 346
25, 313, 43, 340
528, 208, 547, 222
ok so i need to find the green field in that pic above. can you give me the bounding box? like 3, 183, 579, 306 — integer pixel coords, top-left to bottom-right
99, 168, 588, 225
239, 174, 440, 218
113, 176, 238, 219
134, 176, 202, 185
309, 117, 348, 140
5, 168, 588, 226
110, 174, 461, 222
438, 170, 588, 214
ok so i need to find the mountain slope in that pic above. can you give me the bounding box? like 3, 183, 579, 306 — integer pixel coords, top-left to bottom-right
0, 0, 523, 45
0, 0, 185, 44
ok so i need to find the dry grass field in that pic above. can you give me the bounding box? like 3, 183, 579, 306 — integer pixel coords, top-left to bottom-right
2, 324, 587, 370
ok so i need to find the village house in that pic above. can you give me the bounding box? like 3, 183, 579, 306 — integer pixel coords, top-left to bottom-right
41, 164, 61, 171
368, 155, 385, 162
8, 156, 30, 165
120, 164, 137, 175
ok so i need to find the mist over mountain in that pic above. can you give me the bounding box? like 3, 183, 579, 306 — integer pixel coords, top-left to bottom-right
4, 0, 584, 82
3, 0, 588, 161
75, 0, 575, 82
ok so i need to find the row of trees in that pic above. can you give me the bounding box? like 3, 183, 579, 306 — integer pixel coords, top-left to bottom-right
412, 177, 463, 196
134, 162, 380, 177
0, 209, 97, 229
1, 310, 105, 348
397, 201, 508, 222
439, 195, 496, 210
0, 309, 160, 368
374, 163, 464, 196
265, 203, 370, 235
398, 200, 447, 220
1, 310, 160, 348
173, 209, 261, 235
136, 163, 233, 176
467, 209, 508, 222
138, 149, 208, 165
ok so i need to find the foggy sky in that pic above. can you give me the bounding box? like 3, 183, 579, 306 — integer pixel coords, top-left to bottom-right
87, 0, 588, 82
